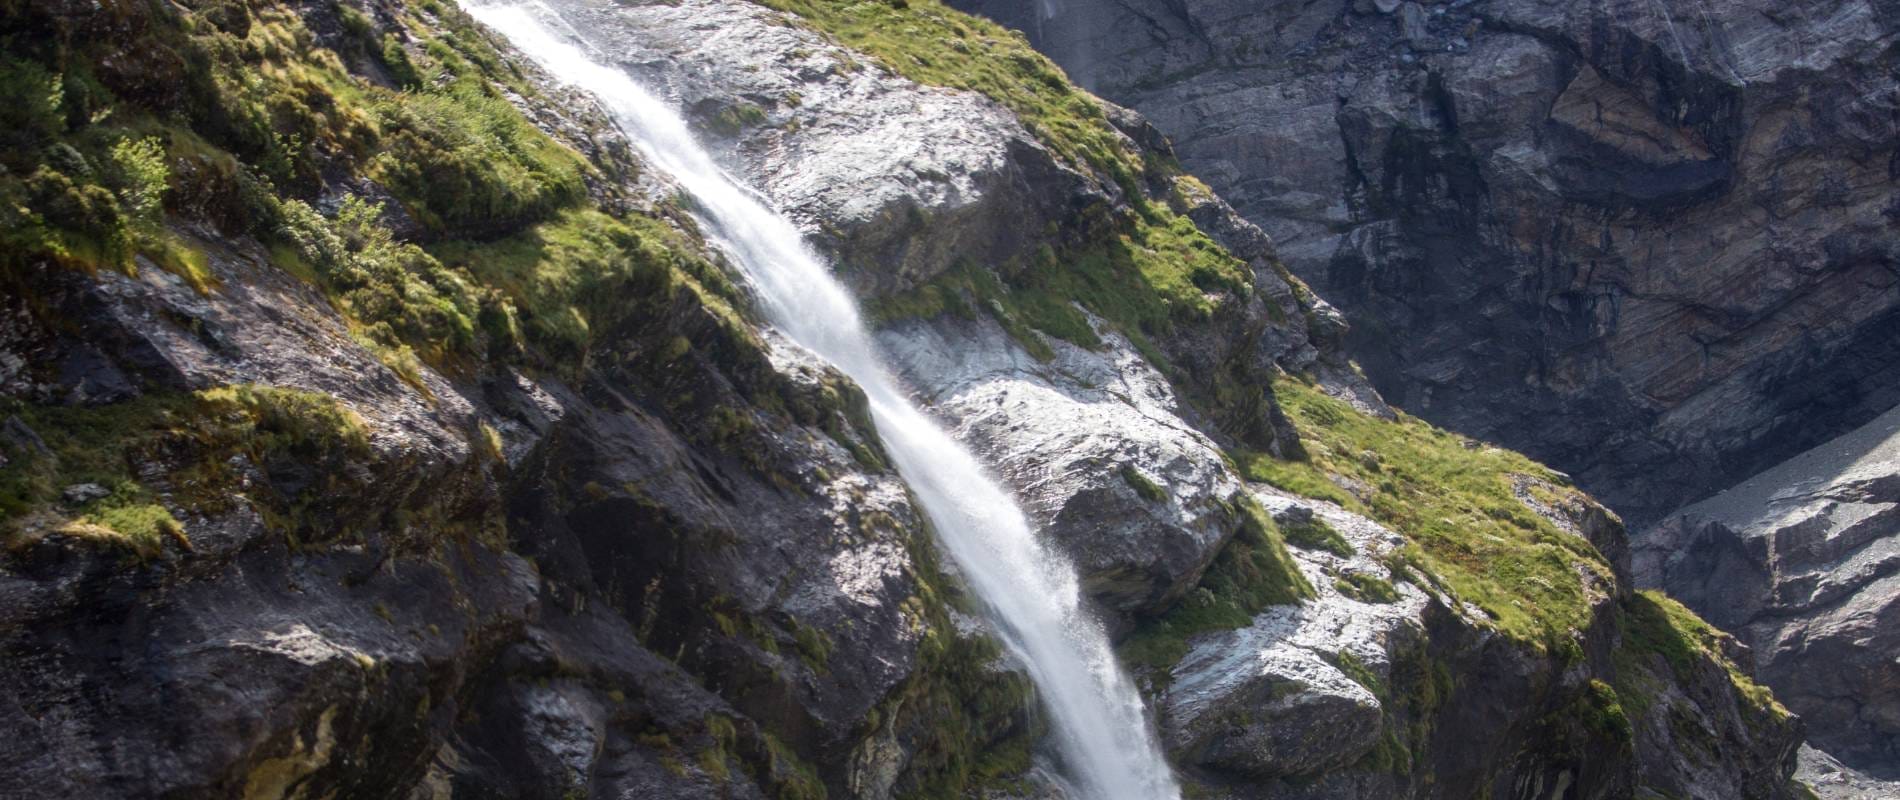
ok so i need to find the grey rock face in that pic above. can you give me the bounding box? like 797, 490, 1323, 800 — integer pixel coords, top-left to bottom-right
527, 0, 1379, 619
1640, 404, 1900, 778
537, 0, 1094, 300
880, 313, 1244, 618
951, 0, 1900, 526
1157, 486, 1799, 799
1164, 491, 1425, 782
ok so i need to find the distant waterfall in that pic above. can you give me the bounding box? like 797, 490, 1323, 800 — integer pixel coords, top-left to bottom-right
460, 3, 1182, 797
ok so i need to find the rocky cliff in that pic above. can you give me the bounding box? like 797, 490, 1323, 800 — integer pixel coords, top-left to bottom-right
1641, 405, 1900, 793
952, 0, 1900, 528
0, 0, 1810, 797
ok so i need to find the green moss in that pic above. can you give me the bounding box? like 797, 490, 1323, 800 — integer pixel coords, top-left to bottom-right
369, 85, 586, 234
1280, 512, 1352, 557
754, 0, 1150, 189
1119, 493, 1312, 677
863, 532, 1038, 798
1329, 649, 1383, 694
1119, 464, 1167, 503
0, 385, 375, 556
1579, 679, 1633, 744
0, 0, 702, 381
430, 207, 745, 369
761, 733, 827, 800
1616, 590, 1788, 721
703, 102, 768, 136
1346, 639, 1453, 777
1335, 572, 1399, 604
276, 195, 482, 364
1235, 379, 1614, 647
792, 622, 833, 674
871, 206, 1250, 368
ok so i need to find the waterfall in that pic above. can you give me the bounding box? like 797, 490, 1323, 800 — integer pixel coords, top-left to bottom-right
459, 3, 1182, 798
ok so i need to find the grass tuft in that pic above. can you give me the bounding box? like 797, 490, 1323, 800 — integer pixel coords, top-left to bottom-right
1235, 379, 1613, 647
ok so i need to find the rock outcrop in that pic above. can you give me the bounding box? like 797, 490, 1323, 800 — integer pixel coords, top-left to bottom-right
0, 0, 1813, 797
1641, 404, 1900, 787
951, 0, 1900, 527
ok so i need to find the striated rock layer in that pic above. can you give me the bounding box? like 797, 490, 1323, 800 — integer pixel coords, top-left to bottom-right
951, 0, 1900, 526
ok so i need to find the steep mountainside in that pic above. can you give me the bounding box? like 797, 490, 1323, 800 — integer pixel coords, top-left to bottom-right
1641, 405, 1900, 789
953, 0, 1900, 527
0, 0, 1809, 797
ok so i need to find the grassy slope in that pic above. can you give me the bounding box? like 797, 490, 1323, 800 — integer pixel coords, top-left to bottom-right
1240, 379, 1614, 649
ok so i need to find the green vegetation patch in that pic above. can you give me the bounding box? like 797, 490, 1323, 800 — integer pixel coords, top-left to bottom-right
1119, 463, 1167, 503
1334, 572, 1400, 604
866, 532, 1040, 798
1235, 379, 1614, 649
867, 203, 1250, 366
1120, 494, 1312, 678
1614, 590, 1787, 722
0, 385, 369, 557
1279, 511, 1353, 557
0, 0, 678, 380
754, 0, 1151, 191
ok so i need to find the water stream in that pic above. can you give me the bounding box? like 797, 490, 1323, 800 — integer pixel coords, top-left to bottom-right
460, 4, 1181, 797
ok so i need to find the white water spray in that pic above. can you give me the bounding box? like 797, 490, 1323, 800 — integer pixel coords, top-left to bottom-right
460, 4, 1181, 798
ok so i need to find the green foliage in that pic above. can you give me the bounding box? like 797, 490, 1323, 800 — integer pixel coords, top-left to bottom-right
0, 56, 65, 152
276, 195, 481, 366
0, 386, 370, 557
430, 208, 743, 368
869, 202, 1250, 366
1120, 494, 1312, 677
106, 136, 169, 222
1578, 679, 1633, 744
1235, 379, 1615, 647
370, 87, 586, 233
792, 622, 833, 674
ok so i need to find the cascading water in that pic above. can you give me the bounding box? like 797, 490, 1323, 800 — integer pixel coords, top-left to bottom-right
459, 3, 1182, 797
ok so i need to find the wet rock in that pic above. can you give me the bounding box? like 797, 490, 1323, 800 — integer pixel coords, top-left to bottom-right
880, 314, 1243, 618
536, 0, 1092, 299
